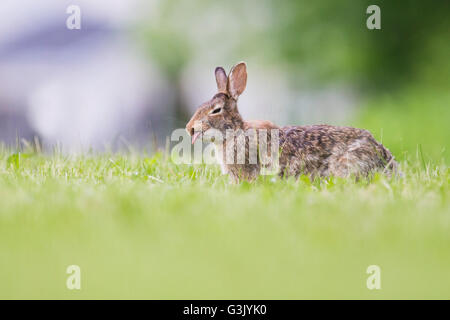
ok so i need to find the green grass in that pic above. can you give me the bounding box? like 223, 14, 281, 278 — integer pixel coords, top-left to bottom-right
0, 149, 449, 299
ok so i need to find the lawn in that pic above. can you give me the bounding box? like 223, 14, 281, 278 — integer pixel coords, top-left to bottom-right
0, 149, 448, 299
1, 88, 449, 299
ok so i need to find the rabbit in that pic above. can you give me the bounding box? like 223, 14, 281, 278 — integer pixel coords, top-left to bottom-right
186, 62, 398, 182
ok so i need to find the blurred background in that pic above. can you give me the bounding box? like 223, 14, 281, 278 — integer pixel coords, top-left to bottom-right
0, 0, 448, 161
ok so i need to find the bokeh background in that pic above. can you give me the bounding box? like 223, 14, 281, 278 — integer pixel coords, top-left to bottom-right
0, 0, 449, 161
1, 1, 450, 300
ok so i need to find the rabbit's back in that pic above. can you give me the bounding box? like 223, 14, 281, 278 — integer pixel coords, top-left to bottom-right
279, 125, 396, 178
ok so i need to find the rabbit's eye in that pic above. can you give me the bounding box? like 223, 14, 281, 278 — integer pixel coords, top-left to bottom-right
210, 107, 222, 115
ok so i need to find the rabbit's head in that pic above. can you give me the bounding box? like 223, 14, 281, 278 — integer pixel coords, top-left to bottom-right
186, 62, 248, 143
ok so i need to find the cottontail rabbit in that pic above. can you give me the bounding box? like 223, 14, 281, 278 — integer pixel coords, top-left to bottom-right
186, 62, 398, 182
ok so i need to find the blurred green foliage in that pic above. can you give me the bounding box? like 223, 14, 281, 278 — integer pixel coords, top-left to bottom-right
356, 89, 450, 163
271, 0, 450, 89
139, 0, 450, 90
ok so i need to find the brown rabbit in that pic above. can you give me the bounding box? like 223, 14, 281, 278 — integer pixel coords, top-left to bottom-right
186, 62, 398, 182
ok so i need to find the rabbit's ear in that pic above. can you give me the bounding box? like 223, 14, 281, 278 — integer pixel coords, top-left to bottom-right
228, 62, 247, 100
215, 67, 228, 94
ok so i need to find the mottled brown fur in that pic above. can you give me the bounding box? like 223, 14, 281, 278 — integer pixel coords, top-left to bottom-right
279, 125, 397, 179
186, 62, 398, 182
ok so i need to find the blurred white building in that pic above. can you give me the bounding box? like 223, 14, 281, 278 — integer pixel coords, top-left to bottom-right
0, 0, 170, 151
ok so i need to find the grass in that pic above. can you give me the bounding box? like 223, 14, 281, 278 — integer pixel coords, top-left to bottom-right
0, 87, 448, 299
0, 148, 449, 299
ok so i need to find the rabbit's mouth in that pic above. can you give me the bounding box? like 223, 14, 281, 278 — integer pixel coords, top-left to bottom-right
191, 131, 202, 144
192, 128, 223, 144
